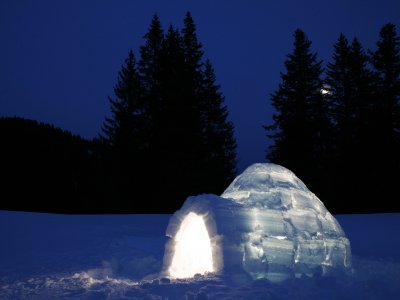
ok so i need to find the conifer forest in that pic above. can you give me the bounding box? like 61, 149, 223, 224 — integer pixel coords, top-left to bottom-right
1, 14, 399, 214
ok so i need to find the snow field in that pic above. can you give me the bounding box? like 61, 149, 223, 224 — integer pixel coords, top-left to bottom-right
0, 212, 399, 299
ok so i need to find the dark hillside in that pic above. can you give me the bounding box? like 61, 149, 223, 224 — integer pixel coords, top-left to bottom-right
0, 117, 108, 213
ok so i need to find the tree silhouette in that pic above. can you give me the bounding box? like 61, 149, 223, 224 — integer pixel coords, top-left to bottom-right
100, 51, 146, 209
199, 60, 237, 193
324, 35, 377, 212
371, 23, 400, 161
370, 23, 400, 211
265, 29, 329, 198
325, 34, 358, 211
181, 12, 237, 193
101, 13, 237, 212
155, 25, 205, 209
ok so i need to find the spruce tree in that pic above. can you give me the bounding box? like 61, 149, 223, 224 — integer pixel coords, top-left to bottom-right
199, 60, 237, 193
139, 14, 164, 87
326, 36, 375, 161
325, 34, 354, 210
348, 38, 375, 125
325, 35, 376, 212
100, 50, 145, 208
326, 34, 352, 130
101, 51, 142, 149
371, 23, 400, 156
182, 12, 237, 194
182, 12, 204, 76
348, 38, 376, 209
265, 29, 327, 196
156, 25, 203, 208
371, 23, 400, 210
138, 14, 164, 156
135, 14, 165, 206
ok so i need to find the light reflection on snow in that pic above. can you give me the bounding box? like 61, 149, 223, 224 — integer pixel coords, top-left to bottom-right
272, 235, 287, 240
1, 256, 400, 299
71, 271, 139, 288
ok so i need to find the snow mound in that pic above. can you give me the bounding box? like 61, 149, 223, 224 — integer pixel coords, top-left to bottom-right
163, 163, 351, 282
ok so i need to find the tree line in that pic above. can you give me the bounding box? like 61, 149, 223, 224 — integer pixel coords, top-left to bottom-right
1, 13, 237, 213
265, 24, 400, 213
1, 16, 399, 214
0, 117, 105, 212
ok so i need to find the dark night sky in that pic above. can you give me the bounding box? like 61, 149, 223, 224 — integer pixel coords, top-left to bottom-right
1, 0, 399, 172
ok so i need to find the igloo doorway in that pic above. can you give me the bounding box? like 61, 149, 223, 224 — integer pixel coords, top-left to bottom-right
168, 212, 214, 278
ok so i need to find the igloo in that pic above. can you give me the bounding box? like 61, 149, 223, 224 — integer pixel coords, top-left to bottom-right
162, 163, 351, 282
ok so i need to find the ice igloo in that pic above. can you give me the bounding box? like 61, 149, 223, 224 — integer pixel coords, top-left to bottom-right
162, 163, 352, 282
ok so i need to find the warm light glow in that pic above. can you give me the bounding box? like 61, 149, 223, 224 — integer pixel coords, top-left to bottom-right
168, 212, 214, 278
320, 88, 331, 95
320, 84, 332, 96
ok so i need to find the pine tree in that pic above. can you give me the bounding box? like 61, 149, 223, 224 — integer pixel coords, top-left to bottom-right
181, 12, 237, 194
371, 23, 400, 211
200, 60, 237, 192
327, 36, 375, 158
182, 12, 204, 74
325, 35, 376, 212
101, 51, 142, 149
371, 23, 400, 156
156, 25, 203, 208
265, 29, 328, 194
348, 38, 376, 209
100, 50, 145, 208
138, 14, 164, 154
325, 34, 355, 210
326, 34, 351, 130
348, 38, 375, 127
133, 14, 165, 207
139, 14, 164, 87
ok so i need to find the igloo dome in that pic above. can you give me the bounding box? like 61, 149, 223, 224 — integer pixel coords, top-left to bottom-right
162, 163, 351, 282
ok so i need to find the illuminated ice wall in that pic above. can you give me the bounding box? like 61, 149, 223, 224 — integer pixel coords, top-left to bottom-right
163, 163, 351, 282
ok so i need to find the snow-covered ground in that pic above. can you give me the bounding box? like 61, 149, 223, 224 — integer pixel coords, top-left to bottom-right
1, 211, 399, 299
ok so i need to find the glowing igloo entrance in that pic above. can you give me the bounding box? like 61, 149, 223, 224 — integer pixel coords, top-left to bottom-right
163, 163, 351, 282
168, 212, 214, 278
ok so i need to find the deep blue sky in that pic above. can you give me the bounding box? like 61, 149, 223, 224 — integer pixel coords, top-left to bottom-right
1, 0, 399, 172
